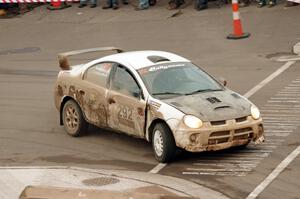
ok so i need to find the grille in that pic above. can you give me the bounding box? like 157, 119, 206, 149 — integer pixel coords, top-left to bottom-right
208, 127, 253, 145
234, 127, 253, 141
208, 138, 229, 145
235, 127, 252, 134
236, 116, 247, 123
233, 133, 253, 141
210, 130, 230, 137
208, 130, 230, 145
210, 120, 226, 126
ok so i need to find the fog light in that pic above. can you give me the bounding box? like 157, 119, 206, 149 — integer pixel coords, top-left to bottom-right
190, 134, 198, 142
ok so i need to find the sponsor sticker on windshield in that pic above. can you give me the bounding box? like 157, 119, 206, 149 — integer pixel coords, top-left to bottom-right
148, 63, 185, 72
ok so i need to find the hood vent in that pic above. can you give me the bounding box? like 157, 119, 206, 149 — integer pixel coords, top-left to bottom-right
214, 105, 231, 110
206, 97, 222, 104
147, 56, 170, 63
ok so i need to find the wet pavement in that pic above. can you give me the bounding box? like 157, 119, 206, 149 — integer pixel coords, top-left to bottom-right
0, 3, 300, 199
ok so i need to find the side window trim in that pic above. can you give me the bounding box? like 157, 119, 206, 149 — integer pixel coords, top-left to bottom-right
83, 61, 115, 89
110, 64, 144, 100
107, 63, 117, 90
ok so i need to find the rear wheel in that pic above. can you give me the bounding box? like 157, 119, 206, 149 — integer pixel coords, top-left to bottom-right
62, 100, 88, 137
152, 123, 176, 163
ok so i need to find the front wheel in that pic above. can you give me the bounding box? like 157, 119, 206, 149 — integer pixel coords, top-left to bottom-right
62, 99, 88, 137
152, 123, 176, 163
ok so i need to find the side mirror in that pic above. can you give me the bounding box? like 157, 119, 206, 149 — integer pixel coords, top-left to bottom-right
132, 89, 142, 99
219, 77, 227, 87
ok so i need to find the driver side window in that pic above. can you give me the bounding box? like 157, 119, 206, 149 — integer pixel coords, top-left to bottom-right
111, 66, 141, 99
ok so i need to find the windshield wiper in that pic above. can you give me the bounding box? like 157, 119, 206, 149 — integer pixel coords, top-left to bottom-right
185, 89, 222, 96
152, 92, 184, 96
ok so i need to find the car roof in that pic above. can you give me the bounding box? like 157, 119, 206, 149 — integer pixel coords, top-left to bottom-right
98, 51, 190, 70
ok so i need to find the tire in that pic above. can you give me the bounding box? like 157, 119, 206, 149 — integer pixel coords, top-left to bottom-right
152, 123, 176, 163
62, 99, 88, 137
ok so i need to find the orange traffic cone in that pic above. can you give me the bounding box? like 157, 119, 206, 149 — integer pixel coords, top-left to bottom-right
227, 0, 250, 39
47, 0, 71, 10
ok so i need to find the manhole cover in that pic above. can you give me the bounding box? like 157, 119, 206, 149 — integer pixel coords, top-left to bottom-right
82, 177, 120, 186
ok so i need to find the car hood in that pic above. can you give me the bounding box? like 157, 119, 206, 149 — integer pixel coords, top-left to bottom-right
161, 90, 251, 122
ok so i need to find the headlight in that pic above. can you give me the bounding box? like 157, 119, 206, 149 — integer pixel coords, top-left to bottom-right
183, 115, 203, 129
251, 105, 260, 120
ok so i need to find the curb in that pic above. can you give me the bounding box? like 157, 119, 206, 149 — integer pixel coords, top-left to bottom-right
19, 186, 195, 199
70, 167, 230, 199
0, 166, 230, 199
293, 42, 300, 55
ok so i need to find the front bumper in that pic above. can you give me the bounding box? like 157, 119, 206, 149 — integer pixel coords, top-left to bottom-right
173, 116, 264, 152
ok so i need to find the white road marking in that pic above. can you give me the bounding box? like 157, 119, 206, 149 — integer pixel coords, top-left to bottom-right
263, 122, 295, 125
264, 133, 290, 137
264, 119, 300, 122
264, 117, 300, 120
264, 118, 300, 120
182, 172, 202, 175
262, 145, 277, 148
198, 158, 264, 162
275, 95, 300, 98
284, 86, 300, 89
263, 114, 300, 117
275, 93, 300, 95
186, 168, 252, 172
195, 153, 270, 158
277, 56, 300, 63
193, 163, 259, 166
264, 130, 293, 133
244, 61, 295, 98
279, 89, 300, 91
264, 123, 297, 130
263, 109, 300, 112
267, 100, 300, 103
246, 145, 300, 199
263, 142, 283, 145
149, 163, 167, 174
195, 157, 264, 160
270, 97, 300, 100
264, 104, 299, 106
264, 139, 284, 143
230, 149, 273, 153
182, 171, 248, 177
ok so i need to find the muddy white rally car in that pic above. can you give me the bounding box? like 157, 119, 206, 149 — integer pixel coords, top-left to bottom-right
54, 47, 264, 162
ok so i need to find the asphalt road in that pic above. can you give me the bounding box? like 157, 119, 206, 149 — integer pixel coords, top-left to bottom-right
0, 3, 299, 199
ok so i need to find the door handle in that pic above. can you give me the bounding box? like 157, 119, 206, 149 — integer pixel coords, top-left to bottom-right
108, 98, 116, 104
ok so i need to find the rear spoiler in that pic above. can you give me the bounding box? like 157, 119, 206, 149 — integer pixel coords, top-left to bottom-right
58, 47, 124, 70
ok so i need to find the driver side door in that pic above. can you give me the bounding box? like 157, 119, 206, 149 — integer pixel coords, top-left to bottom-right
107, 65, 147, 138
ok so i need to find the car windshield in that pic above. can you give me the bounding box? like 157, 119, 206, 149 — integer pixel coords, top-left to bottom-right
138, 62, 223, 99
